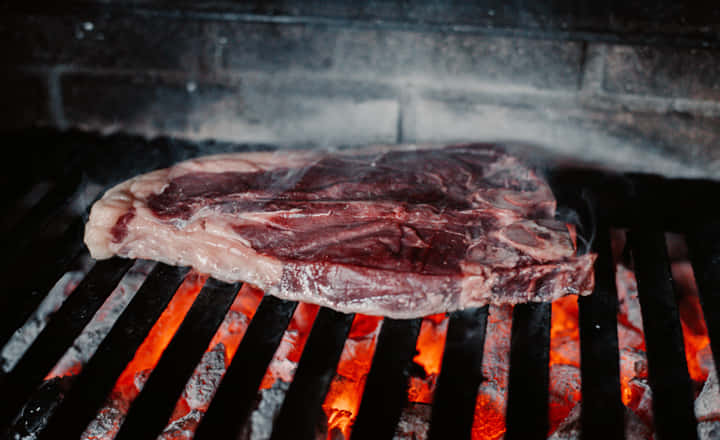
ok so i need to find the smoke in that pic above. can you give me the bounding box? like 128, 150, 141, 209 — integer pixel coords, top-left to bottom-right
554, 187, 596, 256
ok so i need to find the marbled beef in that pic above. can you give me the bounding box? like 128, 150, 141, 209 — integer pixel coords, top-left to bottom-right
84, 144, 595, 318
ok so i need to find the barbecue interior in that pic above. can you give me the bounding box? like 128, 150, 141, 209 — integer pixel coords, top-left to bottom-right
1, 228, 712, 440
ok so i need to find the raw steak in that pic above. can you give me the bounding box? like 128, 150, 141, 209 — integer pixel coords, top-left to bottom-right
84, 144, 595, 318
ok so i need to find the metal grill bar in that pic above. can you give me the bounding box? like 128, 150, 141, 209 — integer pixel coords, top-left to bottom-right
428, 306, 489, 440
194, 296, 298, 440
0, 218, 86, 349
504, 302, 551, 440
629, 229, 698, 440
113, 278, 241, 440
686, 222, 720, 383
38, 264, 190, 440
351, 318, 422, 440
0, 257, 133, 431
0, 170, 83, 266
578, 227, 624, 440
270, 308, 355, 440
0, 177, 38, 220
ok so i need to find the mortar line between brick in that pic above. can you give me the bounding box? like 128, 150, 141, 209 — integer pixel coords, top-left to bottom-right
577, 40, 588, 91
396, 98, 404, 144
48, 67, 67, 129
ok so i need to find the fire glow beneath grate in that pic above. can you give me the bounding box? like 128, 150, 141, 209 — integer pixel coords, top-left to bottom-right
6, 230, 719, 440
322, 315, 383, 439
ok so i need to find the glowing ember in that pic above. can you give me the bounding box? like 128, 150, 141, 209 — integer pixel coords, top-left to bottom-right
81, 271, 207, 439
672, 261, 713, 387
116, 271, 208, 395
615, 262, 650, 415
322, 315, 383, 440
549, 296, 580, 367
472, 394, 506, 440
259, 302, 320, 390
215, 283, 265, 361
161, 283, 264, 438
407, 313, 449, 405
472, 304, 512, 440
548, 296, 581, 434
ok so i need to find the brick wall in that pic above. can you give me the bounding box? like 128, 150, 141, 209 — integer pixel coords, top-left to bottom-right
2, 2, 720, 178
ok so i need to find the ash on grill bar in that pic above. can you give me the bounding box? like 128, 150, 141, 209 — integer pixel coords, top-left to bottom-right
3, 1, 720, 440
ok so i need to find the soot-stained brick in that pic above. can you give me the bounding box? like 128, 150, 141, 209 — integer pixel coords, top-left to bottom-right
61, 73, 237, 135
603, 44, 720, 101
217, 22, 583, 91
61, 72, 398, 146
1, 13, 207, 71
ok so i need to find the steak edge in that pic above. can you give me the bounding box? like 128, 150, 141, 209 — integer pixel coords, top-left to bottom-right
84, 144, 596, 318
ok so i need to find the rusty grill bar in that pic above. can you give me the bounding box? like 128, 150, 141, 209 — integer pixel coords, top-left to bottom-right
0, 133, 719, 440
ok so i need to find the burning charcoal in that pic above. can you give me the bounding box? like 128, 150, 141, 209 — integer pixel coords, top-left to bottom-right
322, 315, 383, 439
158, 409, 203, 440
547, 403, 653, 440
472, 390, 506, 440
548, 364, 581, 434
626, 378, 653, 428
482, 305, 513, 391
82, 407, 124, 440
698, 421, 720, 440
134, 368, 151, 392
470, 304, 512, 439
696, 369, 720, 421
616, 264, 644, 332
547, 404, 581, 440
181, 343, 227, 411
7, 375, 73, 440
407, 314, 448, 405
619, 348, 648, 386
393, 402, 431, 440
671, 261, 714, 386
617, 323, 646, 354
239, 379, 291, 440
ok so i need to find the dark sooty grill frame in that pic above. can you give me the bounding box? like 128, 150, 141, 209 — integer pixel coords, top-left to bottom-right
1, 129, 719, 440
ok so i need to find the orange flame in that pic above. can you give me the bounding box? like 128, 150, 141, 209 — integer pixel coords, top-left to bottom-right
322, 315, 383, 439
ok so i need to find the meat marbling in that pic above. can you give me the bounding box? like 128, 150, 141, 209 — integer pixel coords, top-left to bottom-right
84, 144, 595, 318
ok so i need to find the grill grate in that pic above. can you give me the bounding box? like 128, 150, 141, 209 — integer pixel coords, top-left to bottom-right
351, 318, 423, 440
193, 296, 298, 440
269, 308, 355, 440
427, 307, 488, 440
38, 264, 190, 440
114, 278, 242, 440
577, 226, 624, 440
629, 230, 698, 439
1, 131, 719, 440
